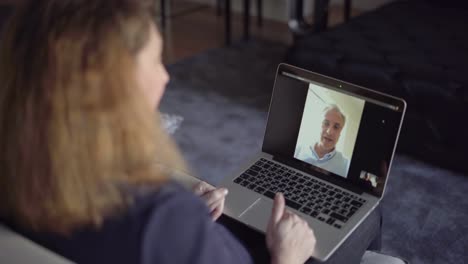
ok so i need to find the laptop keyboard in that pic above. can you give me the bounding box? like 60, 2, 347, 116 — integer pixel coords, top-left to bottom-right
233, 158, 367, 229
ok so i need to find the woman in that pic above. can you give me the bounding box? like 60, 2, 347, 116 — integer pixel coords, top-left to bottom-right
0, 1, 316, 263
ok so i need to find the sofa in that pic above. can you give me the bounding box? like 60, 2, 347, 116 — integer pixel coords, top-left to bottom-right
0, 224, 74, 263
286, 0, 468, 174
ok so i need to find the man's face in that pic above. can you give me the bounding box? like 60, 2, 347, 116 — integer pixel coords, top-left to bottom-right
319, 109, 344, 151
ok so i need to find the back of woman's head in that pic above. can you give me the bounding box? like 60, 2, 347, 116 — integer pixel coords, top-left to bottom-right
0, 0, 185, 233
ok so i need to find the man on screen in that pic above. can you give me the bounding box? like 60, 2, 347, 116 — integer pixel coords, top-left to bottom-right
295, 104, 350, 177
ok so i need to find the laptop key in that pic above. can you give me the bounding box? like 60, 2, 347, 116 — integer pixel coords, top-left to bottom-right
330, 212, 348, 223
246, 169, 258, 176
240, 180, 249, 187
300, 207, 312, 214
291, 195, 300, 201
247, 183, 256, 190
285, 199, 301, 210
351, 200, 363, 208
251, 165, 262, 172
310, 211, 319, 218
334, 224, 342, 229
346, 211, 355, 218
264, 190, 275, 199
234, 177, 242, 184
239, 173, 248, 180
326, 218, 336, 225
254, 186, 265, 193
287, 181, 297, 187
338, 209, 348, 215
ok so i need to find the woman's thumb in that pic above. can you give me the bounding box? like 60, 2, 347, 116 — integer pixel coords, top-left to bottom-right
270, 193, 285, 225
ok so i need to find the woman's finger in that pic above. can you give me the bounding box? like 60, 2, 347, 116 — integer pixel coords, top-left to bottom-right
193, 181, 214, 196
210, 200, 225, 221
201, 188, 228, 206
268, 193, 285, 230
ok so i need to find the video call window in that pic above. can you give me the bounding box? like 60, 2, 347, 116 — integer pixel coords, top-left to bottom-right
294, 83, 365, 178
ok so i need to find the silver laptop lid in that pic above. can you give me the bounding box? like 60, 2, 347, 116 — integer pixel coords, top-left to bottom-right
262, 64, 406, 198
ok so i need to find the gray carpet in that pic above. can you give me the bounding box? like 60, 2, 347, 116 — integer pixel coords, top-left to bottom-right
160, 40, 468, 264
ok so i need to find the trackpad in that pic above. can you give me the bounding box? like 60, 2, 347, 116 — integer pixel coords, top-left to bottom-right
239, 198, 273, 232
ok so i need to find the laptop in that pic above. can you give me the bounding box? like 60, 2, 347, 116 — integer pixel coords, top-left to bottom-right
220, 63, 406, 262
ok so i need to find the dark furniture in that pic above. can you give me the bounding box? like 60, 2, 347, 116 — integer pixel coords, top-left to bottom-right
159, 0, 263, 45
286, 0, 468, 173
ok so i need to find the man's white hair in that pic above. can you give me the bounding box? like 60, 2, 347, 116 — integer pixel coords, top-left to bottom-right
322, 104, 346, 127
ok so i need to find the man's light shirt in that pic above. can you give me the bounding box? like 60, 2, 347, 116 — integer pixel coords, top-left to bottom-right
294, 145, 350, 178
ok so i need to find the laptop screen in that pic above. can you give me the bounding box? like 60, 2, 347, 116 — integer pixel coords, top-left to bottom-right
263, 64, 405, 197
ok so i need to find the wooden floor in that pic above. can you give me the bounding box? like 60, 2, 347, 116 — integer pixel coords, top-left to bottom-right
160, 1, 362, 64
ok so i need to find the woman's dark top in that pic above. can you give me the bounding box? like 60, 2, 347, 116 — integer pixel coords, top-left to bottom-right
3, 182, 253, 264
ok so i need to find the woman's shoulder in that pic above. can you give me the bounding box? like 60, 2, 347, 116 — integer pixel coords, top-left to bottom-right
138, 181, 252, 264
131, 180, 206, 214
132, 181, 209, 228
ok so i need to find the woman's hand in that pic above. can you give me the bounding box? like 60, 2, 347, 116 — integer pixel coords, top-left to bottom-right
266, 193, 316, 264
193, 181, 228, 221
